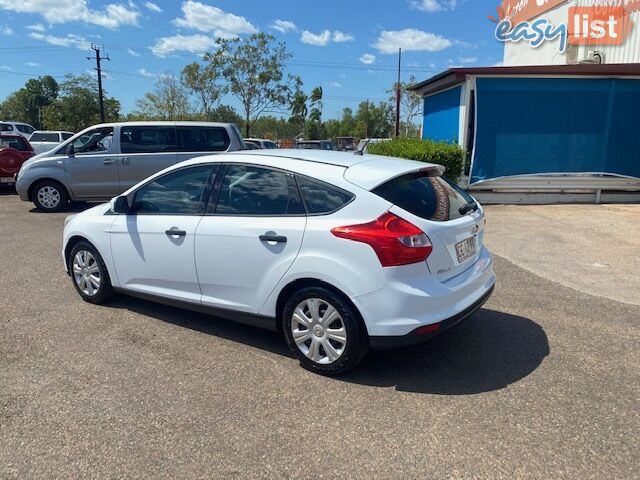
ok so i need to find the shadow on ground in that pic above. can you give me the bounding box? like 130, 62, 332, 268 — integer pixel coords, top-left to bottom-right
109, 295, 549, 395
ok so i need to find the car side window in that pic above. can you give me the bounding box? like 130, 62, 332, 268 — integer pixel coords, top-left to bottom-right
176, 126, 230, 152
296, 175, 354, 214
1, 124, 13, 131
72, 127, 114, 155
17, 125, 34, 134
120, 126, 176, 154
132, 165, 215, 215
62, 133, 74, 141
215, 165, 304, 216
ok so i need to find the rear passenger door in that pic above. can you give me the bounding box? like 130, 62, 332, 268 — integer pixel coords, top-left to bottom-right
118, 125, 177, 191
194, 164, 306, 314
175, 125, 231, 163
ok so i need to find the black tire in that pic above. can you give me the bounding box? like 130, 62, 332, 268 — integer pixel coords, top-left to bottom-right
32, 179, 69, 212
68, 241, 115, 304
282, 287, 369, 376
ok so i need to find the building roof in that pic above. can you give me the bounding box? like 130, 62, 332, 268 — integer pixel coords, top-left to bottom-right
409, 63, 640, 96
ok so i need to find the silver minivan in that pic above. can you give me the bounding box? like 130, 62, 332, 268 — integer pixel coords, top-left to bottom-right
15, 121, 246, 212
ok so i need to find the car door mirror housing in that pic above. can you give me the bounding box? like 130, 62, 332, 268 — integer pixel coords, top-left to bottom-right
65, 143, 75, 157
112, 195, 130, 214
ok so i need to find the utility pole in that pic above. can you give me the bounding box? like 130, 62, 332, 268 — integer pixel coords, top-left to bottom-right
395, 48, 402, 138
87, 44, 110, 122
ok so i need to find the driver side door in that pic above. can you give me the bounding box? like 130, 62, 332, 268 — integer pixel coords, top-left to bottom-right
63, 126, 120, 199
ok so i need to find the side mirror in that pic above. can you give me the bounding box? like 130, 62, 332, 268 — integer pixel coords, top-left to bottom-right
112, 195, 130, 214
65, 143, 75, 157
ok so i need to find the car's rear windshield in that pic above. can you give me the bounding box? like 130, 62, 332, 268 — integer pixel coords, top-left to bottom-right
372, 171, 476, 222
30, 133, 59, 142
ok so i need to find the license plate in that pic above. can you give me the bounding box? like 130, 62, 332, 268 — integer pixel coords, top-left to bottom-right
1, 177, 15, 184
455, 236, 477, 263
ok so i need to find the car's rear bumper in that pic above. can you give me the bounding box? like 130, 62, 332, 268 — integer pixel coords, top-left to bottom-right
369, 284, 494, 349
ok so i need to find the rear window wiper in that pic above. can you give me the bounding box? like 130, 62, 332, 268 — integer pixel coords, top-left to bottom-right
458, 202, 478, 215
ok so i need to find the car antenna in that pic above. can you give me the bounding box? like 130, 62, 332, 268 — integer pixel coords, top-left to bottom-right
354, 138, 371, 156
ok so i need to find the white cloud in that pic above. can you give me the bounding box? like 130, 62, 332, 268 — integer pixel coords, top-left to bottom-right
151, 34, 217, 57
332, 31, 353, 42
24, 61, 41, 66
359, 53, 376, 65
0, 65, 13, 71
26, 23, 45, 32
0, 0, 140, 28
1, 25, 13, 35
173, 0, 256, 38
29, 32, 90, 49
270, 19, 296, 33
373, 29, 452, 54
138, 68, 156, 78
324, 81, 342, 88
127, 48, 140, 56
458, 56, 477, 64
410, 0, 458, 12
301, 29, 354, 46
144, 1, 162, 13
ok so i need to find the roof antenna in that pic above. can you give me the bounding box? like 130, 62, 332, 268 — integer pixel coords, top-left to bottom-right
354, 137, 371, 156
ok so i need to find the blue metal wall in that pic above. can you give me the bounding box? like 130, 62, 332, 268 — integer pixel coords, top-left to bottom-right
422, 86, 461, 143
471, 77, 640, 184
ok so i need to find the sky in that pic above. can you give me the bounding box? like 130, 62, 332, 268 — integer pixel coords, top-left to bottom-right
0, 0, 504, 119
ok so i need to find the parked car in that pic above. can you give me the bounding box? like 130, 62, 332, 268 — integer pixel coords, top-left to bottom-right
335, 136, 356, 151
0, 121, 36, 139
16, 121, 246, 212
0, 133, 35, 187
243, 141, 261, 150
62, 149, 495, 375
29, 130, 75, 154
295, 140, 336, 150
356, 138, 391, 153
244, 138, 278, 149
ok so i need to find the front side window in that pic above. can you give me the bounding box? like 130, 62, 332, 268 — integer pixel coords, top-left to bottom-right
296, 176, 354, 214
30, 133, 59, 142
215, 165, 303, 216
120, 126, 176, 154
132, 165, 215, 215
177, 126, 230, 152
61, 133, 74, 141
17, 124, 35, 134
70, 127, 114, 154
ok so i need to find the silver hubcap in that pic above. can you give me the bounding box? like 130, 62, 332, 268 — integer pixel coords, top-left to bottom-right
37, 186, 61, 209
72, 250, 101, 296
291, 298, 347, 365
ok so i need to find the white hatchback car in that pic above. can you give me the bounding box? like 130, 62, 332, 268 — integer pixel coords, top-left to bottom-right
63, 150, 495, 375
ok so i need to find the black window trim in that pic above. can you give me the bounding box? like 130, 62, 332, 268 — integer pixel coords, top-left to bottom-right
119, 164, 219, 216
204, 162, 306, 218
293, 173, 356, 216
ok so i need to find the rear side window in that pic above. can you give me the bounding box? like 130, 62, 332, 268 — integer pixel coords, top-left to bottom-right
17, 124, 34, 134
177, 126, 230, 152
132, 165, 215, 215
372, 172, 474, 222
296, 176, 354, 214
121, 126, 176, 154
62, 133, 74, 140
1, 124, 13, 131
215, 165, 303, 216
31, 133, 59, 142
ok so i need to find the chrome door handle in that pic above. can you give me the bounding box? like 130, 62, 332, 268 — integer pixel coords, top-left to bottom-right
103, 158, 115, 165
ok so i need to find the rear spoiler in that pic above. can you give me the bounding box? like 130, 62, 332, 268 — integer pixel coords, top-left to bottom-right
344, 156, 445, 191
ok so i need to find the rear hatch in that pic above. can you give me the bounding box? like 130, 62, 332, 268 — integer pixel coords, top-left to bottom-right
346, 158, 484, 281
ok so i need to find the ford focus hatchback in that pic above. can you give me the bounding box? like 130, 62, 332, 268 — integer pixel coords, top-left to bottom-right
62, 150, 495, 375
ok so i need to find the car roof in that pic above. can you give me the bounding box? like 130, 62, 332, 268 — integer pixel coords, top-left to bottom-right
85, 121, 236, 128
0, 133, 25, 138
32, 130, 73, 134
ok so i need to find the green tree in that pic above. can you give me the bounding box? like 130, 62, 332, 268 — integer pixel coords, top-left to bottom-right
134, 73, 192, 120
0, 76, 59, 129
208, 104, 243, 125
307, 86, 324, 140
354, 101, 393, 138
41, 74, 119, 131
387, 75, 423, 137
289, 78, 308, 136
204, 33, 297, 137
181, 62, 222, 119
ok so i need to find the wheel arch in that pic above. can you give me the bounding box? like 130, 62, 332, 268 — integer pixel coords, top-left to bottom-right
274, 278, 368, 336
29, 177, 71, 202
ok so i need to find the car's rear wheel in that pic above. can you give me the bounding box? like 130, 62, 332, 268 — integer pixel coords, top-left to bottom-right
32, 180, 68, 212
282, 287, 368, 375
68, 241, 114, 304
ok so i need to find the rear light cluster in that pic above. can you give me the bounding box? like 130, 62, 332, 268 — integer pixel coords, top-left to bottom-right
331, 212, 432, 267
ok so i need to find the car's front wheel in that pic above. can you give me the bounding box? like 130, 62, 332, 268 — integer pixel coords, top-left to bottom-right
282, 287, 368, 375
68, 241, 114, 304
32, 180, 69, 212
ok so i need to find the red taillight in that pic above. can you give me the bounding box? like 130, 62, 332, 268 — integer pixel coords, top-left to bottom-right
331, 212, 432, 267
414, 323, 441, 335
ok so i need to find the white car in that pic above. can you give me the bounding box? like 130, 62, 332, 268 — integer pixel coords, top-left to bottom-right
244, 138, 278, 149
0, 121, 36, 139
29, 130, 74, 154
62, 150, 495, 375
